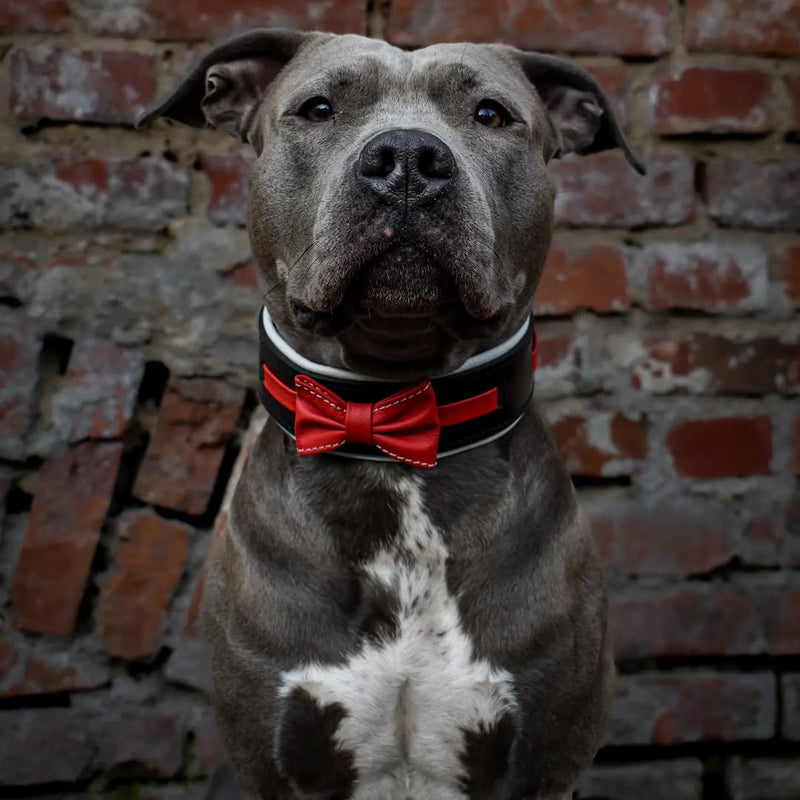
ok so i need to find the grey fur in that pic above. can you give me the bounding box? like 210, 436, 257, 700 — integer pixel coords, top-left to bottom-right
140, 30, 643, 800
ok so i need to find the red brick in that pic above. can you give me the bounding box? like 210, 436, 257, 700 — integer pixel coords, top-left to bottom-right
9, 441, 123, 637
784, 674, 800, 740
388, 0, 670, 56
761, 583, 800, 655
533, 332, 594, 399
0, 641, 108, 698
608, 672, 775, 745
730, 758, 800, 800
195, 515, 235, 603
782, 246, 800, 308
706, 160, 800, 230
0, 0, 66, 32
687, 0, 800, 55
9, 48, 156, 126
547, 409, 647, 477
167, 412, 266, 693
535, 245, 629, 315
0, 708, 96, 784
536, 333, 576, 371
578, 761, 703, 800
631, 333, 800, 395
0, 315, 41, 460
95, 710, 185, 776
1, 157, 188, 231
644, 242, 768, 313
590, 502, 733, 576
652, 67, 773, 135
612, 580, 800, 658
0, 708, 184, 785
787, 75, 800, 132
666, 415, 772, 478
133, 377, 244, 515
611, 584, 764, 658
185, 569, 207, 637
0, 251, 39, 304
74, 0, 366, 38
553, 153, 694, 228
741, 503, 800, 568
51, 339, 144, 442
203, 154, 253, 227
96, 513, 191, 661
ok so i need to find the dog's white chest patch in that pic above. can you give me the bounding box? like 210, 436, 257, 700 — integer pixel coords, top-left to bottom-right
279, 475, 516, 798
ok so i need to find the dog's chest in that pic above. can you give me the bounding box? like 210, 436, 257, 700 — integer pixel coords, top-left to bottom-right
279, 476, 516, 798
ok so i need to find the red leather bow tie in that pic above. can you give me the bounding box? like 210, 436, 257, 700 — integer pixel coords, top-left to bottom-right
261, 364, 501, 469
294, 375, 441, 468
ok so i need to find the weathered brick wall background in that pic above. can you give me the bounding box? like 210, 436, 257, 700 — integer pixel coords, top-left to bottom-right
0, 0, 799, 797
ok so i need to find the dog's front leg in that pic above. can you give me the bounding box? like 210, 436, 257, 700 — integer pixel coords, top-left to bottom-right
202, 429, 366, 800
203, 535, 362, 800
436, 412, 613, 799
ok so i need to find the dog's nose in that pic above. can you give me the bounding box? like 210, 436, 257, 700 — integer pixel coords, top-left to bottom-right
357, 128, 456, 206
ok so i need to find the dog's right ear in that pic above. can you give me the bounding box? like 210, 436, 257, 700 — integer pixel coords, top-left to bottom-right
136, 29, 318, 141
494, 47, 646, 175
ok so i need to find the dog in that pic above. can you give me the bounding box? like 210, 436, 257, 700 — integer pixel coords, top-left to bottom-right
139, 29, 644, 800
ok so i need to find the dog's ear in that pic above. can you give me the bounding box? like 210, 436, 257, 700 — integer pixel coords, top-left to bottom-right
508, 49, 646, 175
136, 29, 319, 141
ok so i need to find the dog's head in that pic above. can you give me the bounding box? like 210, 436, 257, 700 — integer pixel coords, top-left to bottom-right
140, 30, 643, 378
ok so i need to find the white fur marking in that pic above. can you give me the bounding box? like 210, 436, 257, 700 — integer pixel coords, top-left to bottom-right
279, 476, 516, 798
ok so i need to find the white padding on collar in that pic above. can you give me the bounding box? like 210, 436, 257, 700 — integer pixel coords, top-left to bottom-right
261, 307, 530, 383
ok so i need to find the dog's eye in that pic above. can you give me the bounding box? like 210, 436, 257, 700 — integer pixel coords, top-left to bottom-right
474, 100, 510, 129
298, 96, 334, 122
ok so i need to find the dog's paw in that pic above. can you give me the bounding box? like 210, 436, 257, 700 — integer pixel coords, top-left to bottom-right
275, 686, 357, 799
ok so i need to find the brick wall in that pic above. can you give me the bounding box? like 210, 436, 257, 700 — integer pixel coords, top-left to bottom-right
0, 0, 798, 797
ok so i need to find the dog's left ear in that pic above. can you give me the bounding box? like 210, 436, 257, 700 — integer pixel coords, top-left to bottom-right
507, 49, 646, 175
136, 28, 323, 142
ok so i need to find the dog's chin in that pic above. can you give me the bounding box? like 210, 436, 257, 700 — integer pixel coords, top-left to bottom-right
336, 314, 459, 380
288, 248, 516, 380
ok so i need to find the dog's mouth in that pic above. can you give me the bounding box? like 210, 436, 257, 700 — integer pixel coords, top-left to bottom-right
290, 236, 508, 319
285, 230, 517, 377
288, 261, 460, 376
289, 238, 452, 328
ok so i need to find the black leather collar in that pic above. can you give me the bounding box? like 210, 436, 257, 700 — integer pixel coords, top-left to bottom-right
257, 308, 536, 463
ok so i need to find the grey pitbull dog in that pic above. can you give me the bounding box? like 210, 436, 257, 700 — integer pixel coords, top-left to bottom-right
140, 29, 644, 800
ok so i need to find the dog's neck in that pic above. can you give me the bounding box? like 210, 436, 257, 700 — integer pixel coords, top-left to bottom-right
258, 307, 537, 467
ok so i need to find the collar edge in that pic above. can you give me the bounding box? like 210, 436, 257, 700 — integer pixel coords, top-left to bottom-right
260, 306, 531, 383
